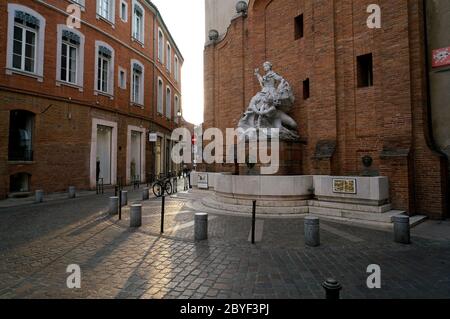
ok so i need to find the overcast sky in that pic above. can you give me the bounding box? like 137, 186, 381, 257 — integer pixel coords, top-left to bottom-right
151, 0, 205, 125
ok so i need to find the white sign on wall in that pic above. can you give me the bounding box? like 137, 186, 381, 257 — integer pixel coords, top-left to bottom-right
198, 173, 209, 189
149, 133, 158, 142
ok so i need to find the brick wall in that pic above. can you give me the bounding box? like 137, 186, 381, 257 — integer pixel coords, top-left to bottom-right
203, 0, 448, 218
0, 0, 183, 198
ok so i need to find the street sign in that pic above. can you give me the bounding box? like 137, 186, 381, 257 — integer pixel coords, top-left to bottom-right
149, 133, 158, 142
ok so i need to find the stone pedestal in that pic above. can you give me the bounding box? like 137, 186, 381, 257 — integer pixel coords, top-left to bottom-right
238, 140, 303, 176
130, 204, 142, 228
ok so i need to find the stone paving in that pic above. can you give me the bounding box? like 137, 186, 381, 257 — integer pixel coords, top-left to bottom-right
0, 186, 449, 299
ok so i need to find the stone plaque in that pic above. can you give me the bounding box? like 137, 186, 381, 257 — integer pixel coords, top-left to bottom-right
332, 178, 357, 194
198, 173, 209, 189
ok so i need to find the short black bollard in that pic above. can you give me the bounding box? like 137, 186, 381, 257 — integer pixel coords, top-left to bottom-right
322, 278, 342, 300
160, 195, 165, 234
251, 200, 256, 244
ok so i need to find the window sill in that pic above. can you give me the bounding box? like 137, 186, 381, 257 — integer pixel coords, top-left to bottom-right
68, 1, 86, 12
94, 90, 114, 100
131, 37, 145, 48
6, 68, 43, 82
56, 80, 84, 92
8, 161, 35, 165
96, 14, 115, 28
130, 102, 144, 108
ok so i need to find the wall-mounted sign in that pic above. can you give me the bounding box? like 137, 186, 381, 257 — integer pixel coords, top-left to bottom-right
332, 178, 357, 194
432, 47, 450, 68
149, 133, 158, 142
197, 173, 209, 189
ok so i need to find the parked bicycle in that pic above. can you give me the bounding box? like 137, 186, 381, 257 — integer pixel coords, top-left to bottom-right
152, 173, 173, 197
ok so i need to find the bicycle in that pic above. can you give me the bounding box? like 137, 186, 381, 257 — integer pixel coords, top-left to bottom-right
152, 173, 173, 197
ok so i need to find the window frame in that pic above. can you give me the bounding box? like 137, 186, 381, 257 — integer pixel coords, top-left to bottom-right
96, 0, 115, 25
174, 55, 179, 82
120, 0, 128, 22
56, 25, 85, 90
131, 0, 145, 45
166, 86, 172, 119
94, 41, 115, 97
158, 28, 164, 63
130, 59, 145, 106
118, 67, 127, 90
6, 4, 46, 81
157, 77, 164, 114
166, 42, 172, 73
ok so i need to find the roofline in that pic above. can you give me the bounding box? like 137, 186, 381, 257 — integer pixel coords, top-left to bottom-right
143, 0, 184, 62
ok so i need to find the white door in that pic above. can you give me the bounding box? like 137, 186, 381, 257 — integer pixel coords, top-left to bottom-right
96, 125, 112, 184
130, 131, 142, 180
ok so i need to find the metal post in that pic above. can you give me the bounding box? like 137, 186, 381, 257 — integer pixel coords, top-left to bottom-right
252, 200, 256, 244
161, 195, 165, 234
393, 215, 411, 244
322, 279, 342, 300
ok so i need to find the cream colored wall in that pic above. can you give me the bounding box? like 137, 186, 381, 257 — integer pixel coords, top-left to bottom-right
205, 0, 248, 41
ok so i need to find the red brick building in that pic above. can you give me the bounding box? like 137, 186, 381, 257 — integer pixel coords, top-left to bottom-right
0, 0, 183, 199
203, 0, 449, 219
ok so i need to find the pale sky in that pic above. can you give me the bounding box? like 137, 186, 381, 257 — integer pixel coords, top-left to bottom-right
151, 0, 205, 125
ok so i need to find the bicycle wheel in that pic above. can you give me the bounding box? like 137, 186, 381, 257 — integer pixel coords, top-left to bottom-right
152, 182, 164, 197
164, 181, 173, 195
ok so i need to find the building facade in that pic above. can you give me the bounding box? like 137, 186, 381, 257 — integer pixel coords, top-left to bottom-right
0, 0, 183, 199
203, 0, 449, 219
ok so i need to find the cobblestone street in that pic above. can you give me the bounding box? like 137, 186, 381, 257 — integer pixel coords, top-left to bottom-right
0, 188, 449, 299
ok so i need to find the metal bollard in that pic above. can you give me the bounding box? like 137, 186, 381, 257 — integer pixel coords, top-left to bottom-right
393, 215, 411, 244
251, 200, 256, 244
304, 216, 320, 247
130, 204, 142, 228
121, 190, 128, 207
35, 190, 44, 203
195, 213, 208, 241
109, 197, 119, 215
68, 186, 76, 199
322, 278, 342, 299
142, 187, 149, 201
160, 195, 165, 233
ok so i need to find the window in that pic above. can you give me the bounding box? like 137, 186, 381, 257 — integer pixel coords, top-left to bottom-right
120, 1, 128, 22
8, 110, 34, 162
174, 95, 180, 123
158, 29, 164, 63
157, 78, 164, 114
132, 1, 144, 43
6, 5, 46, 80
10, 173, 31, 193
166, 42, 172, 72
97, 0, 115, 23
166, 86, 172, 119
131, 60, 144, 105
295, 14, 304, 40
303, 78, 310, 100
56, 26, 85, 88
174, 55, 179, 82
95, 41, 115, 96
119, 67, 126, 89
70, 0, 85, 10
357, 53, 373, 88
